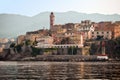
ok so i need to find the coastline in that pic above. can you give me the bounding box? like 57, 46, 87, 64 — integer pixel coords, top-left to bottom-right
0, 55, 119, 62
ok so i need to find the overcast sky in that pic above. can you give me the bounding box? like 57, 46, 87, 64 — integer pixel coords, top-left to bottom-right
0, 0, 120, 16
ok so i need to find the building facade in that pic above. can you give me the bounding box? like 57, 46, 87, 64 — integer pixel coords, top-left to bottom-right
112, 25, 120, 38
17, 35, 25, 44
89, 31, 112, 39
78, 24, 95, 40
96, 22, 120, 39
36, 36, 54, 48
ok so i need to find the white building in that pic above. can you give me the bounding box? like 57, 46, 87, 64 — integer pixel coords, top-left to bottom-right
78, 25, 95, 40
36, 44, 84, 48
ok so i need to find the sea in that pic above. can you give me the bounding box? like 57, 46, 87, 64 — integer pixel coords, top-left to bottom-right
0, 61, 120, 80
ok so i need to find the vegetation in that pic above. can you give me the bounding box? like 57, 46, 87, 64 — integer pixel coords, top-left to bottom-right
10, 43, 16, 48
31, 47, 58, 56
31, 46, 42, 56
25, 40, 33, 46
44, 48, 57, 52
10, 42, 23, 53
8, 36, 120, 59
110, 37, 120, 58
33, 41, 38, 46
89, 37, 120, 58
15, 44, 22, 53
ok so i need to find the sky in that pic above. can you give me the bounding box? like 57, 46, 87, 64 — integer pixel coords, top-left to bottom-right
0, 0, 120, 16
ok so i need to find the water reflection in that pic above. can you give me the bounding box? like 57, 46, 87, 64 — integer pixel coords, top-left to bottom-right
0, 62, 120, 80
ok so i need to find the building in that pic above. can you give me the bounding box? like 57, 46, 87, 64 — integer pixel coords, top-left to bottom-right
9, 38, 15, 42
36, 36, 53, 44
81, 20, 91, 26
17, 35, 25, 44
63, 23, 76, 30
0, 47, 3, 53
0, 38, 9, 43
51, 24, 63, 32
25, 29, 49, 42
25, 34, 39, 42
96, 22, 120, 39
36, 36, 54, 48
50, 12, 55, 30
78, 25, 95, 40
78, 20, 95, 40
79, 25, 94, 31
90, 31, 112, 39
36, 35, 83, 48
64, 31, 75, 37
111, 24, 120, 38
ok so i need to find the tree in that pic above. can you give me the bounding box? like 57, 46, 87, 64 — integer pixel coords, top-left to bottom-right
114, 37, 120, 58
25, 40, 33, 46
10, 43, 16, 48
15, 44, 22, 53
33, 41, 38, 46
31, 46, 42, 56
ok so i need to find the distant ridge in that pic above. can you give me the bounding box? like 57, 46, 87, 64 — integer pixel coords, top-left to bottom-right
0, 11, 120, 38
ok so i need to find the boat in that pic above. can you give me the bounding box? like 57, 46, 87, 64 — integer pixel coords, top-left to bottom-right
96, 40, 109, 61
97, 54, 108, 60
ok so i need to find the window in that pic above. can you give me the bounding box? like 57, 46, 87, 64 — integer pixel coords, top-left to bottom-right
97, 32, 99, 34
92, 32, 94, 34
107, 32, 109, 34
102, 32, 104, 34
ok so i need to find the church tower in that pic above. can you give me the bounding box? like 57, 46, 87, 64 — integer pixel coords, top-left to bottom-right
50, 12, 55, 30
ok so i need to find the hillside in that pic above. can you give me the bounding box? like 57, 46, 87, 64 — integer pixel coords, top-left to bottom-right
0, 11, 120, 38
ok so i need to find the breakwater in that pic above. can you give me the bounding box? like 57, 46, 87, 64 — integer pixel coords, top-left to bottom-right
22, 55, 99, 61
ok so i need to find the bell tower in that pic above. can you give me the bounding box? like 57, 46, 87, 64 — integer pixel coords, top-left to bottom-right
50, 12, 55, 30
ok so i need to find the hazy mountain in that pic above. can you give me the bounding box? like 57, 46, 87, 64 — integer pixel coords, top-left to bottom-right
0, 11, 120, 38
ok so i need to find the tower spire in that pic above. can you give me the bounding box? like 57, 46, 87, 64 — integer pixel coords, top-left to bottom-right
50, 12, 55, 30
